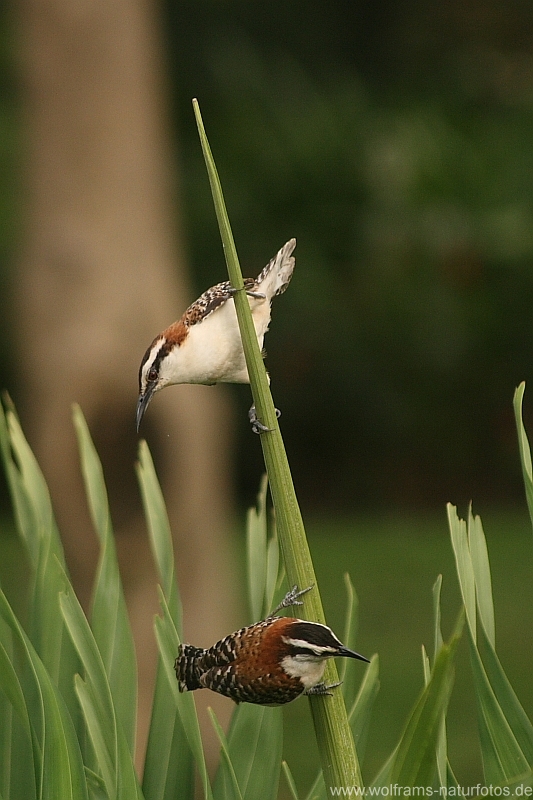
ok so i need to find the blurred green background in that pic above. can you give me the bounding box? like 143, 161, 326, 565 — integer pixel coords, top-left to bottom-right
163, 0, 533, 511
2, 2, 533, 508
1, 0, 533, 790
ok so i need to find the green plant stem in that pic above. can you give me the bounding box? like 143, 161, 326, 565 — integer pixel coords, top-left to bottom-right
193, 98, 362, 790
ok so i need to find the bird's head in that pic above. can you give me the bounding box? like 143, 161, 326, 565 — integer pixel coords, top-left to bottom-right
137, 336, 173, 431
281, 620, 368, 663
276, 619, 369, 689
137, 319, 190, 431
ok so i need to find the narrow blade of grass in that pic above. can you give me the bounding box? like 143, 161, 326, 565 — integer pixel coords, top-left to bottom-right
513, 383, 533, 532
28, 535, 84, 743
340, 573, 359, 700
432, 575, 444, 659
468, 626, 529, 783
0, 398, 39, 569
468, 508, 495, 648
136, 441, 194, 798
193, 97, 362, 791
0, 403, 83, 739
448, 504, 476, 642
430, 576, 447, 790
303, 770, 326, 800
389, 616, 462, 787
74, 675, 116, 796
60, 578, 143, 799
136, 442, 181, 625
5, 406, 64, 571
73, 405, 138, 756
448, 504, 531, 781
246, 475, 268, 623
209, 708, 244, 800
370, 747, 398, 789
282, 761, 302, 800
348, 655, 380, 768
154, 587, 212, 800
142, 663, 194, 800
213, 704, 283, 800
264, 515, 280, 618
476, 623, 533, 766
0, 636, 33, 744
0, 616, 37, 800
0, 589, 89, 800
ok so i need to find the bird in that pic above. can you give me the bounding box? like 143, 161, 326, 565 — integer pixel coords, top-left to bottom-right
136, 238, 296, 433
175, 585, 369, 706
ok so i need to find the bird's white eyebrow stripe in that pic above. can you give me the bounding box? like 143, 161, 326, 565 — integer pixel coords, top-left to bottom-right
139, 337, 168, 382
282, 636, 337, 654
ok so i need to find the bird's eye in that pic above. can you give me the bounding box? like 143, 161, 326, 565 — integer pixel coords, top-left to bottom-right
148, 368, 158, 382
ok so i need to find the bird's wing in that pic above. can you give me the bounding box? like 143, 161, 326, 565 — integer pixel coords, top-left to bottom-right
183, 278, 256, 328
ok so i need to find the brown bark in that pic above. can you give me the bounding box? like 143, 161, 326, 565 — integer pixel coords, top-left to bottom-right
15, 0, 237, 770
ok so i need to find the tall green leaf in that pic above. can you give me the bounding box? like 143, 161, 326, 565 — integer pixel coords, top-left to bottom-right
468, 627, 529, 783
282, 762, 302, 800
477, 623, 533, 766
246, 475, 268, 623
72, 405, 137, 756
447, 504, 476, 642
0, 402, 83, 738
0, 589, 88, 800
136, 442, 181, 623
0, 614, 37, 800
468, 508, 495, 648
448, 504, 532, 782
389, 616, 462, 788
3, 403, 64, 572
136, 441, 193, 799
348, 655, 380, 768
154, 588, 212, 800
142, 665, 194, 800
60, 579, 141, 800
340, 573, 360, 703
193, 97, 362, 792
209, 708, 244, 800
513, 383, 533, 532
213, 704, 282, 800
430, 576, 447, 790
0, 398, 40, 569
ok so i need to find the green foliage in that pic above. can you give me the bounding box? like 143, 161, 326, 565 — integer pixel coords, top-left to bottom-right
1, 388, 533, 798
163, 3, 533, 512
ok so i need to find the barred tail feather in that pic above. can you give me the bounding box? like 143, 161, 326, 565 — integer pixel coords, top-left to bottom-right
175, 643, 205, 692
255, 239, 296, 300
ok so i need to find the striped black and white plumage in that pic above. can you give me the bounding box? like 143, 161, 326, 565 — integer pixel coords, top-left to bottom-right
136, 239, 296, 431
174, 594, 369, 706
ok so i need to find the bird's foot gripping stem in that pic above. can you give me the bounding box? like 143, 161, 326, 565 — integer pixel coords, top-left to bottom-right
305, 681, 342, 697
248, 404, 281, 434
270, 584, 314, 616
227, 286, 266, 300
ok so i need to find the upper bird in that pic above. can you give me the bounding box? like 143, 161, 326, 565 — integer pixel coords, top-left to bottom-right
137, 238, 296, 432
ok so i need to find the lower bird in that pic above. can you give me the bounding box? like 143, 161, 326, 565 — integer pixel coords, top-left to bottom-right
175, 585, 369, 706
136, 239, 296, 432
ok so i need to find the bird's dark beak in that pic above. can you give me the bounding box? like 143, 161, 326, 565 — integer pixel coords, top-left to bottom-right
136, 385, 156, 433
337, 646, 370, 664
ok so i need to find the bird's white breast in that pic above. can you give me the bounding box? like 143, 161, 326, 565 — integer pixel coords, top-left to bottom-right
280, 654, 328, 690
162, 295, 271, 386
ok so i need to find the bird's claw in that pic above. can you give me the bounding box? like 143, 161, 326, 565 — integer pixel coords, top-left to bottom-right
305, 681, 342, 697
270, 584, 314, 616
227, 287, 266, 300
248, 404, 281, 434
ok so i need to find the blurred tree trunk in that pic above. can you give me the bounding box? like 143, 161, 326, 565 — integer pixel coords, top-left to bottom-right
15, 0, 237, 770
